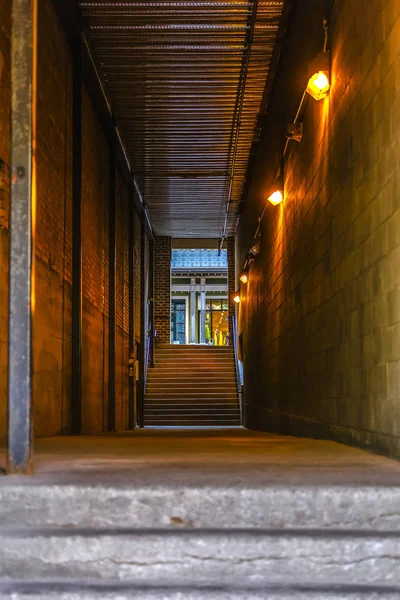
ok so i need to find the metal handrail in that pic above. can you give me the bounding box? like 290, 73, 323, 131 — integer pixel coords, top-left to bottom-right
144, 325, 152, 386
231, 315, 243, 423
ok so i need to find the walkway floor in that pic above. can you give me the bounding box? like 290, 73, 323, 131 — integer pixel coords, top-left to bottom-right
1, 428, 400, 487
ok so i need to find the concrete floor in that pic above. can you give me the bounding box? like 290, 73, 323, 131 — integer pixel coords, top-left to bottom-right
1, 427, 400, 487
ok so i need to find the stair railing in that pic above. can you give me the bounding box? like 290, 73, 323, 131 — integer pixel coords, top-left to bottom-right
231, 315, 243, 423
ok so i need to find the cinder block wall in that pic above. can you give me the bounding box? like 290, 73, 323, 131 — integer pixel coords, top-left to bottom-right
154, 236, 172, 344
0, 0, 147, 439
237, 0, 400, 457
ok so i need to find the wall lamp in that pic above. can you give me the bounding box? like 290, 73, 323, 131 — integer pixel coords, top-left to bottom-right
306, 50, 330, 101
238, 18, 331, 290
268, 188, 284, 206
233, 291, 241, 304
239, 267, 249, 284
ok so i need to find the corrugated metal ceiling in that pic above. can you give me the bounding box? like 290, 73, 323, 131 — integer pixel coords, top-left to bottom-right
78, 0, 285, 238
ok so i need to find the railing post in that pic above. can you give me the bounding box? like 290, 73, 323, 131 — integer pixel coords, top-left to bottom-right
7, 0, 38, 474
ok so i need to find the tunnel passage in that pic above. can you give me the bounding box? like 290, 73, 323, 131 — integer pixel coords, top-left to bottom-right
0, 0, 400, 472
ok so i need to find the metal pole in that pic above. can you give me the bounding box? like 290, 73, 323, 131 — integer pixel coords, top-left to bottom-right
149, 239, 155, 368
128, 187, 135, 430
138, 213, 146, 427
71, 36, 82, 435
108, 134, 116, 432
190, 278, 196, 343
7, 0, 37, 474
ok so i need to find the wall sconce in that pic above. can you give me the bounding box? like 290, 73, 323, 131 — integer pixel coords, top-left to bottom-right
233, 292, 241, 304
248, 240, 261, 259
239, 268, 249, 284
267, 188, 283, 206
286, 122, 303, 143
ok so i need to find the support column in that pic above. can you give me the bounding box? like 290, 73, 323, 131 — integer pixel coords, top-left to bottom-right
199, 278, 206, 344
227, 235, 236, 343
128, 187, 135, 430
71, 36, 82, 435
190, 277, 196, 343
107, 134, 116, 432
7, 0, 37, 473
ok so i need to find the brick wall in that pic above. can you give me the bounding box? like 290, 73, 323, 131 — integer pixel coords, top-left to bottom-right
0, 0, 147, 440
134, 209, 142, 345
237, 0, 400, 457
154, 236, 172, 344
116, 167, 130, 431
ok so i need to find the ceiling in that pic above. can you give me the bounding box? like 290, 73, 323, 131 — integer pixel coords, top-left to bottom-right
78, 1, 285, 238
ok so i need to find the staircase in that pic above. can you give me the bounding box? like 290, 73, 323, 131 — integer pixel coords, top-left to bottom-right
144, 344, 241, 427
1, 458, 400, 598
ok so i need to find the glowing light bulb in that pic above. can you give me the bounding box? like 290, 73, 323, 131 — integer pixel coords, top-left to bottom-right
233, 294, 241, 304
307, 71, 330, 100
268, 190, 283, 206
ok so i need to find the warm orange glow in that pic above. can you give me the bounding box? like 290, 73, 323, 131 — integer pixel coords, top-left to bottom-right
268, 190, 283, 206
233, 294, 241, 304
307, 71, 330, 101
239, 272, 248, 284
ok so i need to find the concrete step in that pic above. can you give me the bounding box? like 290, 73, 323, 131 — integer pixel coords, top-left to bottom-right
144, 404, 240, 411
2, 580, 400, 599
147, 378, 236, 385
146, 381, 237, 396
144, 421, 242, 427
144, 417, 241, 425
145, 391, 237, 398
1, 484, 399, 530
1, 527, 400, 586
144, 399, 240, 405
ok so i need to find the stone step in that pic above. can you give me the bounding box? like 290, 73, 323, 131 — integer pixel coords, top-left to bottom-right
145, 391, 237, 398
1, 580, 400, 599
144, 418, 242, 426
144, 399, 240, 405
144, 406, 241, 414
146, 383, 237, 390
1, 527, 400, 586
1, 485, 399, 530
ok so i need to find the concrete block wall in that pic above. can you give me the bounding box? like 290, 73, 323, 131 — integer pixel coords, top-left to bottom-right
237, 0, 400, 457
0, 0, 149, 439
154, 236, 172, 344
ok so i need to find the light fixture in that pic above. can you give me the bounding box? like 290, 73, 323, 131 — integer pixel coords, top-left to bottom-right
248, 242, 261, 259
233, 292, 241, 304
306, 51, 330, 101
267, 189, 283, 206
286, 122, 303, 143
239, 268, 249, 284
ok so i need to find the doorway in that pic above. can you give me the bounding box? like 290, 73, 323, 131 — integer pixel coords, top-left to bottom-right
171, 298, 187, 344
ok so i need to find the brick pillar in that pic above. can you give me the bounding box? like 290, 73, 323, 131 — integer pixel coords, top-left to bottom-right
227, 235, 236, 342
154, 235, 172, 344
